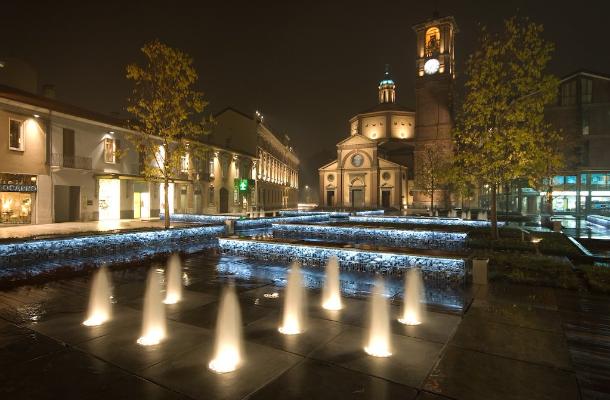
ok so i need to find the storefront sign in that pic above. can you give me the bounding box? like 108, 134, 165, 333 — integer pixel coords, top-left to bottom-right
0, 184, 37, 192
234, 179, 254, 192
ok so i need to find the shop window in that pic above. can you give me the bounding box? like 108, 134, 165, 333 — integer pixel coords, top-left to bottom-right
0, 192, 32, 223
591, 173, 609, 189
104, 138, 116, 163
9, 119, 24, 151
581, 78, 592, 104
552, 176, 565, 188
566, 176, 577, 190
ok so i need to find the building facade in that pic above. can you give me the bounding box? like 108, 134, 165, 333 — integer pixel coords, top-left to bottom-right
0, 85, 261, 225
211, 107, 299, 214
492, 71, 610, 217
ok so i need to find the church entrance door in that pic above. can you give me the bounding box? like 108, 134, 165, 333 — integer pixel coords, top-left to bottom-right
381, 190, 391, 208
351, 189, 364, 208
326, 190, 335, 207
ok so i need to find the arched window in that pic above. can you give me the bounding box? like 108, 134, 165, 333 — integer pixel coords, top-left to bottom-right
425, 27, 440, 57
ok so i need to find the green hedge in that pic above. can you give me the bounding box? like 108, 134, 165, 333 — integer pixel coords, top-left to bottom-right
481, 252, 579, 289
579, 265, 610, 294
467, 229, 581, 258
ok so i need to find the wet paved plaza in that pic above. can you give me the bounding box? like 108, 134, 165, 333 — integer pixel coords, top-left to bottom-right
0, 252, 607, 399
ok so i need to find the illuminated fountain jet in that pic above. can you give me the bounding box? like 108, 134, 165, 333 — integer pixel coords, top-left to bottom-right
137, 269, 166, 346
279, 262, 306, 335
398, 268, 424, 326
364, 278, 392, 357
322, 257, 343, 311
209, 284, 243, 373
163, 254, 182, 305
83, 266, 112, 326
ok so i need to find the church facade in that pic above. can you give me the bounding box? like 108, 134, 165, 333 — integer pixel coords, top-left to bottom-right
319, 14, 458, 210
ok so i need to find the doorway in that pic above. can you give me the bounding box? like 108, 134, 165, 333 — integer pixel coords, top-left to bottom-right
326, 190, 335, 207
54, 185, 80, 222
381, 190, 391, 208
351, 189, 364, 208
219, 187, 229, 213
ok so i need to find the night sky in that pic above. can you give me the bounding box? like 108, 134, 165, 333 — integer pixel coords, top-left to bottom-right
2, 0, 610, 188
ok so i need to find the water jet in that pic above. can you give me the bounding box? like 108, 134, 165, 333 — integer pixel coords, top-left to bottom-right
364, 278, 392, 357
163, 254, 182, 305
137, 269, 166, 346
83, 266, 112, 326
209, 284, 243, 373
322, 256, 342, 311
279, 262, 306, 335
398, 268, 424, 326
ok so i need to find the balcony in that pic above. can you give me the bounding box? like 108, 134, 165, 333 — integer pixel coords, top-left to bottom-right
51, 153, 92, 170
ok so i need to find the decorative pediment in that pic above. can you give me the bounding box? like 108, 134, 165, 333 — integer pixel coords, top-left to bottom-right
336, 134, 376, 148
378, 157, 404, 168
318, 160, 338, 171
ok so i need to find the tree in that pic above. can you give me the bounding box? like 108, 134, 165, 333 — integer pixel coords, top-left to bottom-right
452, 17, 559, 239
415, 144, 451, 214
529, 128, 565, 217
126, 40, 209, 228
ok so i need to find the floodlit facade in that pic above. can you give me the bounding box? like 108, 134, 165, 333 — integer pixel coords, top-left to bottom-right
210, 107, 299, 214
318, 14, 458, 210
0, 85, 260, 224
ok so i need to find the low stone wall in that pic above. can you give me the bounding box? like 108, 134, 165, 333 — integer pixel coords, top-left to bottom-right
219, 238, 466, 283
234, 214, 330, 230
272, 223, 466, 251
161, 213, 239, 224
354, 210, 385, 216
348, 215, 503, 227
0, 225, 226, 277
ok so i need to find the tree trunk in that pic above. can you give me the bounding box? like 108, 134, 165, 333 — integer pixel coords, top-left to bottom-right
430, 184, 434, 216
546, 183, 554, 216
164, 176, 170, 229
490, 184, 498, 240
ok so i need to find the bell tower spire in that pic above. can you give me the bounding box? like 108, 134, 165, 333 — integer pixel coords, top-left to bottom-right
378, 64, 396, 104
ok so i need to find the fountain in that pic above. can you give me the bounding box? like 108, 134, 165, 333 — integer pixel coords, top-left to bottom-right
163, 254, 182, 304
364, 278, 392, 357
398, 268, 424, 326
83, 266, 112, 326
322, 256, 343, 311
209, 284, 243, 374
137, 269, 166, 346
279, 262, 306, 335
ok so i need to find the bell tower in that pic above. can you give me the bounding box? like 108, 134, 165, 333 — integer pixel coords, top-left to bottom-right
412, 13, 458, 208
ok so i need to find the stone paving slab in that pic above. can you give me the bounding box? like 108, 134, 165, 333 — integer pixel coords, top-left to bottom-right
244, 311, 346, 357
423, 345, 580, 400
309, 326, 444, 388
0, 319, 64, 370
249, 358, 419, 400
78, 319, 210, 372
141, 336, 303, 400
0, 348, 189, 400
450, 315, 572, 370
26, 305, 141, 346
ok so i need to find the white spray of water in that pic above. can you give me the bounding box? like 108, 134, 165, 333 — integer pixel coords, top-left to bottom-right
209, 284, 243, 373
279, 262, 306, 335
137, 269, 166, 346
163, 254, 182, 304
83, 266, 112, 326
322, 257, 343, 311
364, 278, 392, 357
398, 268, 424, 326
